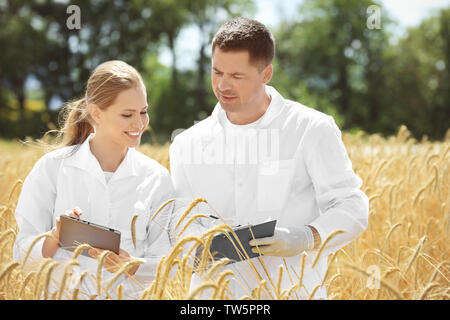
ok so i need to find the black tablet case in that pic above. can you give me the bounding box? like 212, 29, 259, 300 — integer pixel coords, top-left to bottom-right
59, 215, 121, 256
209, 220, 276, 262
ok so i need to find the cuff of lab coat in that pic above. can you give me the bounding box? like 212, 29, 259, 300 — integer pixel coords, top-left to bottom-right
307, 221, 328, 252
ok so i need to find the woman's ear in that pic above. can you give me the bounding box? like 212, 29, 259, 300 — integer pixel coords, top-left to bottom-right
262, 64, 273, 84
88, 103, 101, 125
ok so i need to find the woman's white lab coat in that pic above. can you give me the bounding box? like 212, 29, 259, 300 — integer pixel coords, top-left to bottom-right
169, 86, 369, 299
13, 133, 174, 299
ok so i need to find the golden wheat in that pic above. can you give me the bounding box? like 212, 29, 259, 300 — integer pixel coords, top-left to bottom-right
0, 126, 448, 300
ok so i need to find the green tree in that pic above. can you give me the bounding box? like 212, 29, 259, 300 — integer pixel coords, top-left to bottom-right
273, 0, 395, 132
385, 9, 450, 139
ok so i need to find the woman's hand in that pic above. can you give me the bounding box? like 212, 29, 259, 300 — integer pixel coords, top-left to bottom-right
88, 248, 140, 276
42, 206, 84, 258
64, 206, 83, 219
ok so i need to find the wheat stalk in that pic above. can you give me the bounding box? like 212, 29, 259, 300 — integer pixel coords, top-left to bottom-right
150, 199, 176, 221
419, 282, 439, 299
116, 283, 124, 300
131, 215, 139, 250
211, 270, 233, 299
174, 198, 207, 230
403, 236, 426, 275
42, 261, 59, 300
0, 261, 19, 285
311, 230, 345, 268
188, 281, 218, 300
176, 214, 209, 240
33, 258, 53, 299
57, 260, 80, 300
7, 179, 23, 204
71, 270, 89, 300
104, 259, 143, 293
96, 249, 112, 296
342, 262, 403, 299
71, 243, 93, 260
22, 232, 53, 266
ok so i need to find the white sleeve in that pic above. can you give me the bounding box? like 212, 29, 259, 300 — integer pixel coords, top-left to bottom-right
304, 117, 369, 255
169, 136, 195, 199
13, 154, 58, 266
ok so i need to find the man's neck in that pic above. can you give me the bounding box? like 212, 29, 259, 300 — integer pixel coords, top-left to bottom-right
226, 89, 272, 125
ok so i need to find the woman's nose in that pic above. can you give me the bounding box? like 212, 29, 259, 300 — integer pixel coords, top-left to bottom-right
133, 115, 145, 131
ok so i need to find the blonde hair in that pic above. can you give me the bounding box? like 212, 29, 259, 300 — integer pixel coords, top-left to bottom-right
44, 60, 145, 150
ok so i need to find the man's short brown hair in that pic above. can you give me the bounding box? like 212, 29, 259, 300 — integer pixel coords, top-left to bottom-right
212, 17, 275, 70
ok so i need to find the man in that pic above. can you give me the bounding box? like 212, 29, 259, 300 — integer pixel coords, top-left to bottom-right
169, 17, 369, 299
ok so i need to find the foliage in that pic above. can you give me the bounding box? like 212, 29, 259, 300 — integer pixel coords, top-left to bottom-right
0, 0, 448, 141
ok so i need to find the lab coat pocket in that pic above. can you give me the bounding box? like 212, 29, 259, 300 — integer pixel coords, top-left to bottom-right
257, 159, 295, 212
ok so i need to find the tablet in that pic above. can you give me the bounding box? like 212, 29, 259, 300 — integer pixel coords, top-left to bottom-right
209, 220, 277, 263
59, 215, 121, 256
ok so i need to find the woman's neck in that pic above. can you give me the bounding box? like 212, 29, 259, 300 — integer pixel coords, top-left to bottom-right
88, 133, 128, 172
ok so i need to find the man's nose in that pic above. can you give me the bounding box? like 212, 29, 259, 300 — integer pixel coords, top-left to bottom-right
217, 76, 232, 92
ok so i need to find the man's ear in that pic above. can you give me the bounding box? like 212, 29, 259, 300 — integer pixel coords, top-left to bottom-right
88, 103, 101, 125
262, 64, 273, 84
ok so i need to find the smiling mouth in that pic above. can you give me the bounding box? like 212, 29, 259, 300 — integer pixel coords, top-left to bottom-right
125, 131, 141, 139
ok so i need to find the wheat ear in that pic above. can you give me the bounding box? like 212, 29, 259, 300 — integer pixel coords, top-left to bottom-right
57, 260, 80, 300
174, 198, 207, 230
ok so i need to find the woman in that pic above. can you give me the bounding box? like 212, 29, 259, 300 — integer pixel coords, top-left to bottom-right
13, 60, 174, 299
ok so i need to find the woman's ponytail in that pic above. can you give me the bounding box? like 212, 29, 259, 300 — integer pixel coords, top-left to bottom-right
58, 97, 93, 147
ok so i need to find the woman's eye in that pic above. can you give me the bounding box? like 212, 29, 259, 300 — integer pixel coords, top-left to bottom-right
122, 114, 132, 118
140, 111, 148, 115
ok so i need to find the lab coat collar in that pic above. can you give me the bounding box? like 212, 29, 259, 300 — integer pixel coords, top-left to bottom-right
211, 85, 285, 129
64, 133, 139, 185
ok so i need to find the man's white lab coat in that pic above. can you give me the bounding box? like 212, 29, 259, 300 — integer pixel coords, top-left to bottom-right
169, 86, 369, 299
14, 133, 174, 299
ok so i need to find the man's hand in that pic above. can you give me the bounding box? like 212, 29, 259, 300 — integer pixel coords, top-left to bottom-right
88, 248, 140, 276
249, 226, 316, 257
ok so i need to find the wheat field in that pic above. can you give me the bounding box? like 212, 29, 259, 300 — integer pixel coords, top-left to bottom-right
0, 125, 449, 300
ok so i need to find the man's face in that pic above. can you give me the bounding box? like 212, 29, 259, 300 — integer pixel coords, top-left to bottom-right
211, 48, 272, 115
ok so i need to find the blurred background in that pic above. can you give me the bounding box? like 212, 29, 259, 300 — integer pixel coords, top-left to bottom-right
0, 0, 449, 143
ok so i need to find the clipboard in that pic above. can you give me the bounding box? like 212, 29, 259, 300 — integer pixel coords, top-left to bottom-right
59, 215, 121, 256
209, 220, 277, 263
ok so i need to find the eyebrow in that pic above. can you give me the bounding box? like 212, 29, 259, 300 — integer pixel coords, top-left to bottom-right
212, 67, 245, 76
122, 106, 148, 112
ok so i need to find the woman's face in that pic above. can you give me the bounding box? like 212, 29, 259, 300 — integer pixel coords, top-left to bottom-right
91, 85, 149, 148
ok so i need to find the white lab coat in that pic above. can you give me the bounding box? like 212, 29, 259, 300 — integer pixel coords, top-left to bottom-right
13, 133, 175, 299
169, 86, 369, 299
